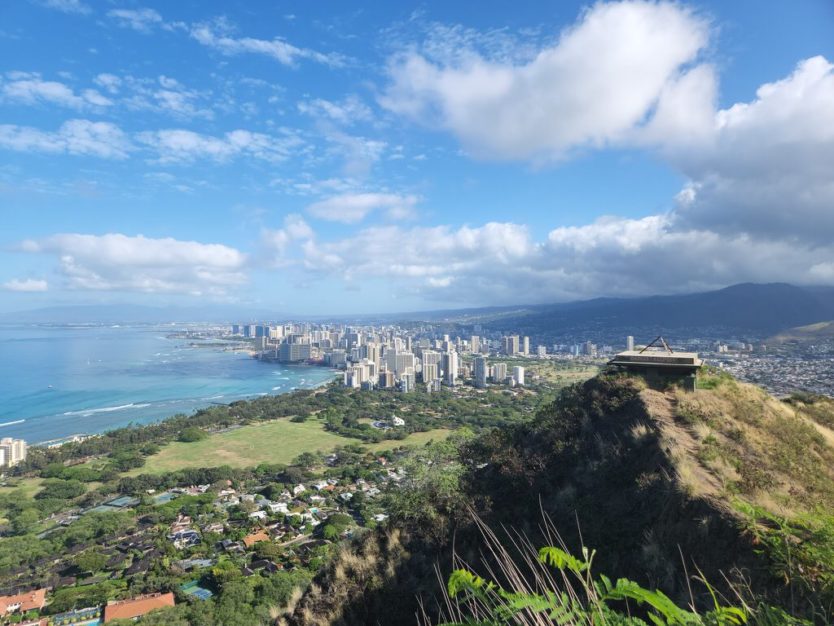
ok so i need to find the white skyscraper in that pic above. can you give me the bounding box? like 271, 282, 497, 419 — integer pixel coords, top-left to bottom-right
421, 362, 438, 383
513, 366, 525, 386
522, 336, 530, 355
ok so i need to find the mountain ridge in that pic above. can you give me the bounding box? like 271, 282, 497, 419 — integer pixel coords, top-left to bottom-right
4, 283, 834, 335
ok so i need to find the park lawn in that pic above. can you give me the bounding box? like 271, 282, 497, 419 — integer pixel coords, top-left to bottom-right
0, 477, 45, 500
129, 418, 349, 474
367, 428, 452, 452
527, 362, 599, 386
129, 419, 455, 475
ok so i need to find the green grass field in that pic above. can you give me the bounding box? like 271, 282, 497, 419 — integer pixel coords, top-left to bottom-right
367, 428, 452, 452
0, 477, 45, 500
132, 419, 452, 474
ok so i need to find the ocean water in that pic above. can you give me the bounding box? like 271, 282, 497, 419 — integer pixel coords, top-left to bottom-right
0, 324, 337, 444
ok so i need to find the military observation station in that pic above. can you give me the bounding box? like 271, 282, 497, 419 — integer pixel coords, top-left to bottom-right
608, 336, 703, 391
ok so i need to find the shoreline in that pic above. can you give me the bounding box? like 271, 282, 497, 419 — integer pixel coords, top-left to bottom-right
27, 363, 341, 447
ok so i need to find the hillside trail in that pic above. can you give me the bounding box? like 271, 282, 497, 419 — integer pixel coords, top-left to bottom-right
639, 388, 724, 502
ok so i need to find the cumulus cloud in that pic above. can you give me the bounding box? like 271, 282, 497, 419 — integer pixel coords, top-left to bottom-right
306, 193, 419, 223
380, 1, 711, 161
1, 74, 113, 109
190, 19, 347, 68
0, 119, 131, 158
668, 56, 834, 243
2, 278, 48, 292
106, 8, 163, 33
22, 233, 247, 295
290, 216, 834, 304
135, 127, 305, 163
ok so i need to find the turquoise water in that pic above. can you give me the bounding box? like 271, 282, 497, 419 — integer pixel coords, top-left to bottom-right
0, 324, 337, 444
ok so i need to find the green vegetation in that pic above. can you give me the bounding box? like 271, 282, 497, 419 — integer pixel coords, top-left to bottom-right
442, 543, 764, 626
178, 426, 209, 442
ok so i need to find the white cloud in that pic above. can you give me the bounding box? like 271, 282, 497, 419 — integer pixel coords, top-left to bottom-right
122, 75, 214, 119
290, 215, 834, 304
93, 73, 121, 94
22, 233, 247, 295
307, 193, 419, 223
36, 0, 90, 15
380, 1, 710, 161
297, 95, 372, 125
322, 130, 386, 177
190, 20, 347, 68
2, 278, 48, 292
136, 127, 306, 163
667, 56, 834, 243
106, 8, 163, 33
1, 74, 113, 109
0, 119, 131, 159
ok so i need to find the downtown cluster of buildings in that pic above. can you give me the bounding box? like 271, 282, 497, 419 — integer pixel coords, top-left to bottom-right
0, 437, 26, 469
230, 324, 539, 393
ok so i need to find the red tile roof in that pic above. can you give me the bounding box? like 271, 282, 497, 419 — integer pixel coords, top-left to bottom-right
0, 588, 47, 614
243, 530, 270, 548
103, 592, 175, 623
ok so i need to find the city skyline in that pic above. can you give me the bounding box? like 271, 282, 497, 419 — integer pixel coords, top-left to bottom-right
2, 1, 833, 314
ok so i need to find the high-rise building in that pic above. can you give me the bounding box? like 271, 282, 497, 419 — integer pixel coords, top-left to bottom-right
492, 362, 507, 383
474, 356, 488, 388
421, 362, 438, 383
278, 342, 311, 363
379, 370, 395, 389
537, 345, 547, 357
501, 335, 520, 355
522, 336, 530, 355
513, 366, 525, 386
626, 336, 635, 352
0, 438, 27, 468
470, 336, 480, 354
442, 351, 459, 386
400, 371, 415, 393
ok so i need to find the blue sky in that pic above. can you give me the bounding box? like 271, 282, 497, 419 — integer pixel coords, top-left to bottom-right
1, 0, 833, 314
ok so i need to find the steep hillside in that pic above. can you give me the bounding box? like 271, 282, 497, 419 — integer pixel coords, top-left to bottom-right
769, 320, 834, 344
285, 373, 834, 625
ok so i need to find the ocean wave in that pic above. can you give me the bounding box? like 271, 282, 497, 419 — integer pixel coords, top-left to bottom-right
0, 419, 25, 428
63, 403, 150, 416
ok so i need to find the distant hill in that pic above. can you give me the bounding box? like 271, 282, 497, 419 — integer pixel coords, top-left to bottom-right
482, 282, 834, 338
769, 320, 834, 344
